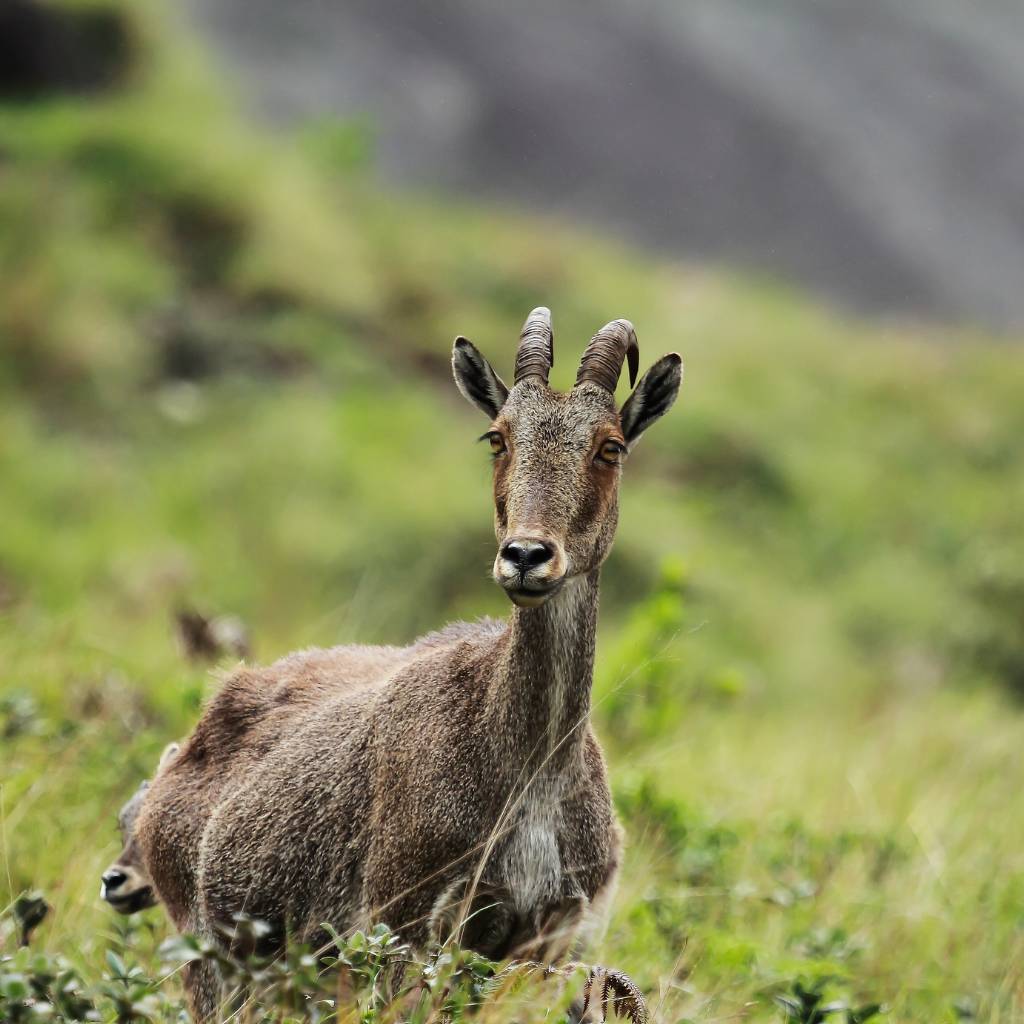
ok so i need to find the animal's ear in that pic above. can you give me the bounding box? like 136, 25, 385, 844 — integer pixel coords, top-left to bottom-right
620, 353, 683, 444
158, 742, 180, 770
452, 336, 510, 418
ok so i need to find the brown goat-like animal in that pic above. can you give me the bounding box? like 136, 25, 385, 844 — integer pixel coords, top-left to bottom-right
135, 308, 682, 1021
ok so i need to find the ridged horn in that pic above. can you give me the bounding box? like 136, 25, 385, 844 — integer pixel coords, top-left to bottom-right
513, 306, 554, 385
574, 319, 639, 393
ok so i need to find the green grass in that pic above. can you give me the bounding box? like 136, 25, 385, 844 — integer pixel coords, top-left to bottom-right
2, 1, 1024, 1020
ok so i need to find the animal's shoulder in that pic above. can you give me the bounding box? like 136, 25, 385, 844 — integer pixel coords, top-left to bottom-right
409, 617, 506, 651
395, 618, 509, 694
267, 643, 416, 689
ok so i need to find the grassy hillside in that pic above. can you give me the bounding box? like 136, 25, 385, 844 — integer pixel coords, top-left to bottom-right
2, 2, 1024, 1021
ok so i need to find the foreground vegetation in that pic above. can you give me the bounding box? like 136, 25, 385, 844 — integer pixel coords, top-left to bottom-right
2, 1, 1023, 1020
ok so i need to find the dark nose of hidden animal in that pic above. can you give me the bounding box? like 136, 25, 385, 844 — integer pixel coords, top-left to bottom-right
101, 868, 127, 894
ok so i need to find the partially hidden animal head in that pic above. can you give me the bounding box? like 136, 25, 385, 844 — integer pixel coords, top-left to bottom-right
100, 742, 179, 914
452, 308, 682, 607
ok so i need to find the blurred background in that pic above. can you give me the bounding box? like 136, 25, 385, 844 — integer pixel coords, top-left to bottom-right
1, 0, 1022, 1020
185, 0, 1024, 328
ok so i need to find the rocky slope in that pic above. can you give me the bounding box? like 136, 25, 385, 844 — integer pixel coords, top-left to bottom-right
184, 0, 1024, 328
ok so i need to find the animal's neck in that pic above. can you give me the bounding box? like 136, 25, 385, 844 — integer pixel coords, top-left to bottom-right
496, 569, 601, 772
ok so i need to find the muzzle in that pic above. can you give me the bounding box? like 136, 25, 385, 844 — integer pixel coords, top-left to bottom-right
100, 865, 157, 914
494, 534, 567, 607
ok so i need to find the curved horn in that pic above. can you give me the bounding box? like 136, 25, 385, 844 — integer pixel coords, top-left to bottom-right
513, 306, 554, 385
574, 319, 639, 393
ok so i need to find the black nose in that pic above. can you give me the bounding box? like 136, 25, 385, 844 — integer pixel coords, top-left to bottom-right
501, 539, 554, 571
102, 868, 127, 891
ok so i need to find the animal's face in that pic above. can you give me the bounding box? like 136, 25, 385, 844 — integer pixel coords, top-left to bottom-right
483, 382, 624, 605
101, 779, 158, 914
453, 309, 682, 607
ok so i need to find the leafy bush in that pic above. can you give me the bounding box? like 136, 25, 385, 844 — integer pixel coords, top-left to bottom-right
771, 977, 883, 1024
0, 900, 176, 1024
0, 900, 586, 1024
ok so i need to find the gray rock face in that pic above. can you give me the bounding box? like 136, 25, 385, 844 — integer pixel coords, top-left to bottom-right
185, 0, 1024, 328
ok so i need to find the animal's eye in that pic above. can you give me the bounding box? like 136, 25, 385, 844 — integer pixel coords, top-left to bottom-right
597, 439, 626, 465
480, 430, 507, 456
